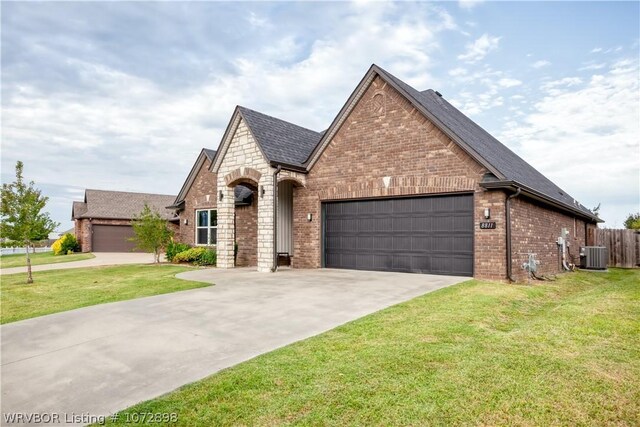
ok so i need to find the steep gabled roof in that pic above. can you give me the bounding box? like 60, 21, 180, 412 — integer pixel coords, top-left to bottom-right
237, 106, 322, 167
205, 64, 597, 221
171, 148, 214, 208
203, 148, 216, 161
72, 190, 176, 220
304, 64, 597, 221
373, 66, 597, 220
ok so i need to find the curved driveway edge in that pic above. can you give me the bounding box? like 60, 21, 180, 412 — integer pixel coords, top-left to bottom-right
1, 268, 466, 425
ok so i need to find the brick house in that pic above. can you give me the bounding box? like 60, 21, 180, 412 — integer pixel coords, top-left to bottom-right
170, 64, 600, 281
72, 189, 179, 252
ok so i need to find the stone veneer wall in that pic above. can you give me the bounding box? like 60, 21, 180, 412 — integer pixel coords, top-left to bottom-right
216, 119, 275, 271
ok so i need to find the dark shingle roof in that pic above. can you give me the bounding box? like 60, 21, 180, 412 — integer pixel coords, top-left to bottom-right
203, 148, 216, 161
374, 66, 596, 219
73, 189, 177, 220
238, 106, 322, 166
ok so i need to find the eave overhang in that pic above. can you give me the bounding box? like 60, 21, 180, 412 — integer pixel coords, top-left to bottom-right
480, 180, 602, 223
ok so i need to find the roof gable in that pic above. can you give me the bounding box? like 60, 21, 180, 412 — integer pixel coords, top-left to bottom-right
305, 64, 597, 221
237, 106, 322, 167
172, 148, 214, 207
73, 189, 176, 220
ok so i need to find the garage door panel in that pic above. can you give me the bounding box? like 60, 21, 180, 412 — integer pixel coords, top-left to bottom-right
92, 225, 138, 252
374, 236, 393, 250
411, 255, 431, 272
324, 194, 473, 276
411, 236, 431, 251
393, 236, 412, 251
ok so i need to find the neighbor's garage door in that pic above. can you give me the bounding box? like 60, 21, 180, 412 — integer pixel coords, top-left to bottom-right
323, 194, 474, 276
92, 225, 138, 252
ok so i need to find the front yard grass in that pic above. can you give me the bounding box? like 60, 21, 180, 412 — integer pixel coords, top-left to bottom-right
1, 264, 208, 324
0, 251, 95, 268
107, 268, 639, 426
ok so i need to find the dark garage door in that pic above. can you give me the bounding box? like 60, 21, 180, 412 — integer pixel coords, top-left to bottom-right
323, 194, 474, 276
92, 225, 138, 252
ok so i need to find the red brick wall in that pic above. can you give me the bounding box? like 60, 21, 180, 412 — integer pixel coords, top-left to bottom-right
292, 75, 508, 279
235, 189, 258, 267
474, 190, 507, 280
510, 196, 594, 281
178, 158, 218, 245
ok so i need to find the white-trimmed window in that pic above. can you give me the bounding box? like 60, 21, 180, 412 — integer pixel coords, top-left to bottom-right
195, 209, 217, 245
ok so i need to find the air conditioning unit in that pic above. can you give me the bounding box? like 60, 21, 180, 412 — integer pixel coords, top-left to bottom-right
579, 246, 607, 270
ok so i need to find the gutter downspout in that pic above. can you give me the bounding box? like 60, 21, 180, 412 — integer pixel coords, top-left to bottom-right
272, 165, 282, 272
506, 187, 521, 282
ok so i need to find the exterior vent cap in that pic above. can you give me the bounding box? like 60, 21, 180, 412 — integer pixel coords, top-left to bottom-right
435, 91, 443, 97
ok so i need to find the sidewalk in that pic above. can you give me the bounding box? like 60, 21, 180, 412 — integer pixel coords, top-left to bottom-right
0, 252, 156, 275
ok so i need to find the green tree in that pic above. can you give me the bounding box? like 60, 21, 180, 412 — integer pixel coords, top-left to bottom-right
1, 161, 59, 283
130, 203, 173, 263
623, 212, 640, 230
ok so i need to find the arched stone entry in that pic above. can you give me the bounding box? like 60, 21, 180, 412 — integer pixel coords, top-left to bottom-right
218, 166, 275, 272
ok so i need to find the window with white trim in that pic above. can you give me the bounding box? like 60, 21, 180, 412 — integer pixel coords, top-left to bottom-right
195, 209, 217, 245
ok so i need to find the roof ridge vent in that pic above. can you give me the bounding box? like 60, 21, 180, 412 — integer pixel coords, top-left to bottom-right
435, 90, 443, 97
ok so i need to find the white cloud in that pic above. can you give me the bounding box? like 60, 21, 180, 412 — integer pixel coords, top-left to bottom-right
498, 78, 522, 88
498, 58, 640, 227
445, 65, 522, 115
540, 77, 583, 95
579, 62, 606, 71
531, 60, 550, 68
457, 33, 501, 63
2, 1, 456, 199
458, 0, 485, 10
448, 67, 468, 77
247, 11, 269, 28
591, 47, 603, 53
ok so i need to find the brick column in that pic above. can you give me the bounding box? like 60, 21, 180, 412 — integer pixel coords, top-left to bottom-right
257, 176, 274, 272
217, 184, 236, 268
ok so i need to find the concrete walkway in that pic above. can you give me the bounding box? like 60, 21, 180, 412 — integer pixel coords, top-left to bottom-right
0, 252, 156, 275
0, 268, 467, 425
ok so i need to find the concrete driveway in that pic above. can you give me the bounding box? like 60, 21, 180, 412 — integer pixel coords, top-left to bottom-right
0, 252, 156, 276
1, 268, 467, 425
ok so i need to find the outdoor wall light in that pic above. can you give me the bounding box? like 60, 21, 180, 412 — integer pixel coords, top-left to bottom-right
259, 185, 265, 198
484, 208, 491, 219
307, 213, 313, 222
219, 190, 224, 201
184, 219, 188, 225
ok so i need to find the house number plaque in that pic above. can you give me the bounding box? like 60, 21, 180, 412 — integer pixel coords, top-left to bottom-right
479, 222, 496, 229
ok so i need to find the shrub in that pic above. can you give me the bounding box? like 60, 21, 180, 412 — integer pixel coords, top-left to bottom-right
196, 248, 216, 266
173, 247, 216, 266
165, 241, 191, 262
52, 233, 79, 255
51, 238, 62, 255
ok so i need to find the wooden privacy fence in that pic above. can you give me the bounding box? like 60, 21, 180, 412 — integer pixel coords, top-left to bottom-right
594, 229, 640, 268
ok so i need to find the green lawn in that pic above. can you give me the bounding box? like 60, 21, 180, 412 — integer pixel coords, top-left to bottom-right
0, 251, 95, 268
107, 269, 639, 426
1, 265, 208, 324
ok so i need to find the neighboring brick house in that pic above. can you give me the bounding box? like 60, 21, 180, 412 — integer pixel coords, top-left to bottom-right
170, 64, 600, 281
72, 189, 179, 252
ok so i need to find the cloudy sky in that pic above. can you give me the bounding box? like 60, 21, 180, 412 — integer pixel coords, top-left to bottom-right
2, 1, 639, 231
